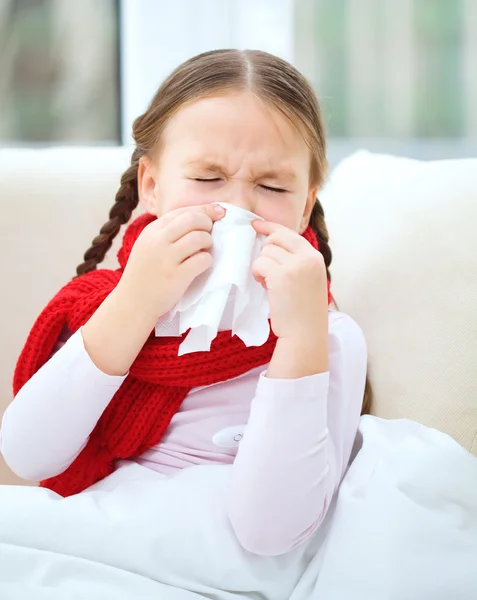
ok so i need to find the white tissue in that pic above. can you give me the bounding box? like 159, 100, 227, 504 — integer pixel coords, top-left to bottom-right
154, 203, 270, 355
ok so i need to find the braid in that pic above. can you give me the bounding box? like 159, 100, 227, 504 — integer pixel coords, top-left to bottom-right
309, 198, 332, 284
310, 197, 372, 415
361, 376, 373, 416
75, 149, 142, 277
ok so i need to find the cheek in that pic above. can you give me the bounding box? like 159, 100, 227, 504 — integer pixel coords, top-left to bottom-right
155, 179, 211, 214
257, 195, 306, 231
258, 205, 293, 228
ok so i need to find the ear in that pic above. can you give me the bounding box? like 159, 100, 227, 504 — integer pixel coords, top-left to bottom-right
299, 186, 319, 234
137, 156, 159, 216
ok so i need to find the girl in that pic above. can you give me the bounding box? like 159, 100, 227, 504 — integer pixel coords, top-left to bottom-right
1, 49, 369, 558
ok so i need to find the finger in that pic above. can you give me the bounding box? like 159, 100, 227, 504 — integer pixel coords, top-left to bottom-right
180, 250, 213, 283
165, 207, 222, 243
264, 229, 305, 254
173, 230, 213, 263
253, 219, 306, 254
260, 243, 290, 265
252, 219, 284, 236
161, 203, 225, 230
251, 255, 281, 289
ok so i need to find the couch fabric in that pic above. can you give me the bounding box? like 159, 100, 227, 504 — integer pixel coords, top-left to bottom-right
0, 147, 476, 486
321, 151, 477, 456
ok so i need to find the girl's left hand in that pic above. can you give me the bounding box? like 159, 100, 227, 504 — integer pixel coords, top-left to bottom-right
251, 219, 329, 343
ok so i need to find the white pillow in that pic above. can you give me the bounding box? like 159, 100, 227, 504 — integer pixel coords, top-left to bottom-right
320, 151, 477, 455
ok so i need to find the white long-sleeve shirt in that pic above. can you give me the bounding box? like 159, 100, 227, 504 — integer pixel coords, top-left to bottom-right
1, 310, 367, 555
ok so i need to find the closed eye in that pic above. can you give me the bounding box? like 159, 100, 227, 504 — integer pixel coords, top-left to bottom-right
194, 179, 287, 193
260, 184, 287, 194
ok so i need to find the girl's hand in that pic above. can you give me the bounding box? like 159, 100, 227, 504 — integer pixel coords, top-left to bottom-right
252, 219, 329, 341
83, 204, 225, 376
118, 204, 226, 320
252, 220, 329, 378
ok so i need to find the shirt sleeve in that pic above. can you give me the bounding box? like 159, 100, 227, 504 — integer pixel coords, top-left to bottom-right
227, 312, 367, 556
0, 329, 126, 482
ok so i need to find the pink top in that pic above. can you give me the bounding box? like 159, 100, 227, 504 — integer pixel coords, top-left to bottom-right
1, 310, 367, 556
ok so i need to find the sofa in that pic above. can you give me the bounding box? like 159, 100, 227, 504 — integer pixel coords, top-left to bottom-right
0, 147, 476, 485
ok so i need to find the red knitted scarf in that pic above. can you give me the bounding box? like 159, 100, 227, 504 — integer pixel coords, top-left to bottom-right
13, 213, 331, 497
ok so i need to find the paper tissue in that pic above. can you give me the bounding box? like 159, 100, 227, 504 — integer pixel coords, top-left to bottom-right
154, 203, 270, 355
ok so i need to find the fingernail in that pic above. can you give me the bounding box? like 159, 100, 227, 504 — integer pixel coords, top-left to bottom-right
214, 204, 225, 214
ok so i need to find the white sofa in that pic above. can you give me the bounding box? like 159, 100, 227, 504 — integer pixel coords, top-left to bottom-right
1, 147, 476, 485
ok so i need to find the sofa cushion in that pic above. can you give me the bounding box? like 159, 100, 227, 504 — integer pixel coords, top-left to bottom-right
0, 147, 132, 483
321, 151, 477, 455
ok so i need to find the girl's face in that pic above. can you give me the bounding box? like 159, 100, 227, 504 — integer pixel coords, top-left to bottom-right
138, 92, 318, 232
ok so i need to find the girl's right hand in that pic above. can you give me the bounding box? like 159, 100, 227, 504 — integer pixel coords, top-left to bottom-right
82, 204, 225, 376
117, 203, 226, 321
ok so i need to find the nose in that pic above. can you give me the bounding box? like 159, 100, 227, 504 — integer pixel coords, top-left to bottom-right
221, 179, 255, 213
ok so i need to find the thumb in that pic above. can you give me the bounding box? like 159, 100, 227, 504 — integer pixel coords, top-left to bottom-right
204, 203, 226, 222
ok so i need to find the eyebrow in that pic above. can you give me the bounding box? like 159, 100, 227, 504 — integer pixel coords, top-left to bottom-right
185, 160, 226, 174
184, 159, 297, 182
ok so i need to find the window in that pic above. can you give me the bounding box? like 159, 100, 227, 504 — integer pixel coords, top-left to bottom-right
3, 0, 475, 160
0, 0, 120, 144
294, 0, 477, 160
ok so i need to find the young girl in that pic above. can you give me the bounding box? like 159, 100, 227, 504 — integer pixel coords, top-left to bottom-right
1, 49, 369, 559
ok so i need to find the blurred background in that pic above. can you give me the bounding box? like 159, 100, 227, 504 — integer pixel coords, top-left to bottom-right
1, 0, 476, 162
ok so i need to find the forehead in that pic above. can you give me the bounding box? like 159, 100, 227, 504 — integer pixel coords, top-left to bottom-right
160, 92, 310, 168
